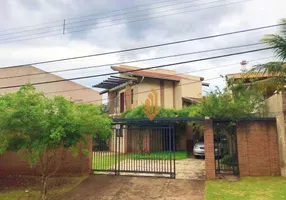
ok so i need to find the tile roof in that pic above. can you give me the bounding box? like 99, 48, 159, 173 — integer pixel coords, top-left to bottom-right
111, 65, 204, 81
227, 72, 279, 79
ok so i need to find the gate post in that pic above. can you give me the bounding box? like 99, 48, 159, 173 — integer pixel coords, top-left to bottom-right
204, 118, 216, 180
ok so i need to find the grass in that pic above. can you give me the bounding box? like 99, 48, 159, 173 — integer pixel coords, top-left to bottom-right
93, 154, 126, 170
93, 151, 188, 170
129, 151, 188, 160
205, 176, 286, 200
0, 176, 87, 200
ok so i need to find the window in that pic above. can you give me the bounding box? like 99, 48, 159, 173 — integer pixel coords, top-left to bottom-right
120, 92, 125, 113
131, 89, 134, 104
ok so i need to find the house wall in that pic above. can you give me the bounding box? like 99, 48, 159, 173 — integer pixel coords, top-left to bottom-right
265, 92, 286, 176
174, 82, 183, 109
137, 78, 162, 107
180, 78, 203, 99
0, 66, 101, 104
164, 80, 175, 108
110, 128, 128, 153
236, 121, 280, 176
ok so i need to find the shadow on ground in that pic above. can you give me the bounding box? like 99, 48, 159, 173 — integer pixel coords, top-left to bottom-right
62, 175, 205, 200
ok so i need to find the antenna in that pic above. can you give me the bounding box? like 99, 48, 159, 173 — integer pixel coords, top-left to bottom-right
240, 60, 248, 72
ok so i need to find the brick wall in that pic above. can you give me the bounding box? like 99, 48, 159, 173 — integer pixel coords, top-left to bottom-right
0, 136, 92, 176
204, 119, 216, 180
237, 121, 280, 176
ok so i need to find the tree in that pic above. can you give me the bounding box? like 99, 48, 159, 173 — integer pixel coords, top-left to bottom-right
188, 79, 266, 120
249, 19, 286, 92
0, 84, 112, 200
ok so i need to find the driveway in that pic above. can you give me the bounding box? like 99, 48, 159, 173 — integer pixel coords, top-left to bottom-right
96, 157, 205, 180
176, 158, 205, 180
62, 175, 205, 200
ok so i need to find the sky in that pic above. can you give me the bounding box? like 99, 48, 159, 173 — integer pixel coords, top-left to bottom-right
0, 0, 285, 100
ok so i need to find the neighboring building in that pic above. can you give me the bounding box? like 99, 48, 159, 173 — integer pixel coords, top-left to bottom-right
93, 65, 209, 115
93, 65, 209, 154
227, 72, 281, 98
0, 65, 101, 104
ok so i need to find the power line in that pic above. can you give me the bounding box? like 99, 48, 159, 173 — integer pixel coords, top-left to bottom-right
0, 0, 202, 38
0, 0, 187, 33
1, 22, 281, 69
0, 42, 265, 80
63, 0, 226, 32
0, 47, 274, 90
0, 0, 252, 44
44, 56, 274, 95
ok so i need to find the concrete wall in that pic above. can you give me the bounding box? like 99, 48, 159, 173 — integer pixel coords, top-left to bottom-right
237, 121, 280, 176
265, 92, 286, 176
0, 65, 101, 104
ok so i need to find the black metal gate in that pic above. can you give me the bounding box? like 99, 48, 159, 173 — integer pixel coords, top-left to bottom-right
92, 124, 176, 178
214, 122, 239, 175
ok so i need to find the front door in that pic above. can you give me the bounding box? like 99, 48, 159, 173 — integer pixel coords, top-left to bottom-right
120, 92, 125, 113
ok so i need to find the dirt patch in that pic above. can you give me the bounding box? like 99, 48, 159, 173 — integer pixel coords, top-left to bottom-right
0, 175, 76, 191
62, 175, 205, 200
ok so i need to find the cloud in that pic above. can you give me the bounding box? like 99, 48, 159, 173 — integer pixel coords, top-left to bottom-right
0, 0, 285, 97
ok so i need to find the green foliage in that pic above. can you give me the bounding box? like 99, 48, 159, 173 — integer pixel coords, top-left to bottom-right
247, 18, 286, 92
188, 81, 266, 120
262, 18, 286, 61
130, 151, 188, 160
121, 105, 191, 118
220, 153, 238, 166
249, 62, 286, 93
0, 84, 112, 165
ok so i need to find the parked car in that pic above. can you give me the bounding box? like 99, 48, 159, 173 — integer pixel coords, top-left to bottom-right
193, 136, 225, 158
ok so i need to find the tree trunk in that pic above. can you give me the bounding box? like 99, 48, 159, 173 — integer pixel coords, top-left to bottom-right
41, 175, 48, 200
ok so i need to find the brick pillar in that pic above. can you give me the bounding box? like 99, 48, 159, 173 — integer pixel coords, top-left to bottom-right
125, 86, 132, 110
204, 119, 216, 180
108, 92, 115, 114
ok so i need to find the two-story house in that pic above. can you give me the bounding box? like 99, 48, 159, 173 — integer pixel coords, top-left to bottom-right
93, 65, 208, 154
94, 65, 209, 115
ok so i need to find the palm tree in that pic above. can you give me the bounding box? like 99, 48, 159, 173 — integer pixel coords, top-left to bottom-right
263, 18, 286, 61
248, 19, 286, 93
